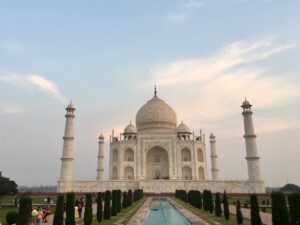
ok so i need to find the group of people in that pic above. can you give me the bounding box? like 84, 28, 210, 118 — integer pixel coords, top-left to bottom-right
74, 198, 84, 221
31, 206, 51, 225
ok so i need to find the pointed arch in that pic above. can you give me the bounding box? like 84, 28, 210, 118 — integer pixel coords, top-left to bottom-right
198, 167, 205, 180
112, 149, 118, 162
124, 166, 134, 180
124, 148, 134, 162
197, 148, 204, 162
112, 167, 118, 180
181, 148, 191, 161
182, 166, 192, 180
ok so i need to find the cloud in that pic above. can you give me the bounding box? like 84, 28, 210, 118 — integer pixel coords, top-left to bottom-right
0, 106, 21, 115
167, 0, 206, 23
150, 35, 300, 136
0, 74, 67, 103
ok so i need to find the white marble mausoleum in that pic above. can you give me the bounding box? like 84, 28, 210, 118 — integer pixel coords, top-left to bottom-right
57, 89, 265, 193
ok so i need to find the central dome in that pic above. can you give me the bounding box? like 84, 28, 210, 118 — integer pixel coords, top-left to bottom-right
136, 95, 177, 132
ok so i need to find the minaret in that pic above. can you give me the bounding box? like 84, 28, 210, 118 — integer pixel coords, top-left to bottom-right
209, 133, 219, 181
58, 102, 75, 192
241, 99, 264, 193
97, 134, 105, 180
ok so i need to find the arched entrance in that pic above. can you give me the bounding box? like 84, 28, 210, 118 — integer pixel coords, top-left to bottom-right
146, 146, 169, 180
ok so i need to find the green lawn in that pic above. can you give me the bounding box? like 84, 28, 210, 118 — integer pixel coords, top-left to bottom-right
0, 207, 18, 224
1, 196, 57, 205
86, 197, 147, 225
173, 197, 252, 225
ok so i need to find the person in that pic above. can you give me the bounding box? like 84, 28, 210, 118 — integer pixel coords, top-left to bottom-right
47, 196, 51, 205
31, 207, 38, 225
37, 207, 43, 225
74, 206, 79, 222
78, 202, 83, 218
43, 206, 51, 223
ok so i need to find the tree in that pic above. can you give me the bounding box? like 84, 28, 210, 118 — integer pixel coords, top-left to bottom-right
288, 193, 300, 225
272, 192, 290, 225
208, 191, 214, 213
122, 192, 128, 209
16, 197, 32, 225
203, 190, 209, 211
65, 192, 75, 225
84, 194, 93, 225
96, 192, 103, 223
0, 172, 17, 200
250, 194, 262, 225
104, 190, 111, 220
53, 195, 64, 225
128, 190, 133, 206
117, 190, 122, 213
6, 211, 18, 225
236, 200, 243, 225
215, 192, 222, 217
223, 191, 230, 221
111, 190, 117, 216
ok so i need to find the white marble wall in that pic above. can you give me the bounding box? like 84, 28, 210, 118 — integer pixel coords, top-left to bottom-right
57, 180, 265, 193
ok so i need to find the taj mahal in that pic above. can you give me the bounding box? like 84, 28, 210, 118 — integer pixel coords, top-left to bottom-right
57, 88, 265, 193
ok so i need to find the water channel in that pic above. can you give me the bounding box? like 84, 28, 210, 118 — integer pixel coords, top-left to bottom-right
143, 198, 192, 225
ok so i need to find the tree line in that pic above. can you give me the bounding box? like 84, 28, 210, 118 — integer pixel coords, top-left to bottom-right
5, 189, 144, 225
175, 189, 300, 225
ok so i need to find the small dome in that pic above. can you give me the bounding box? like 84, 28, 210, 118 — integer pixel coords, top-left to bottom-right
209, 132, 215, 139
241, 98, 252, 108
124, 122, 137, 134
66, 101, 75, 110
136, 96, 177, 132
177, 122, 191, 134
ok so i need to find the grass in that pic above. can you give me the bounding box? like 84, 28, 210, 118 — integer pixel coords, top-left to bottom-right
0, 207, 18, 224
76, 197, 147, 225
172, 197, 252, 225
1, 196, 57, 205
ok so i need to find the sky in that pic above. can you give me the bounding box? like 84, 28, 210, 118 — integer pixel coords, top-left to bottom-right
0, 0, 300, 188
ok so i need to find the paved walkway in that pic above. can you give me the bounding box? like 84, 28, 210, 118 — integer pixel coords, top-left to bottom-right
229, 205, 272, 225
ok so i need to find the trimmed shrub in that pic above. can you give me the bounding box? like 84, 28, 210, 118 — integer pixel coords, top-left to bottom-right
128, 190, 133, 206
104, 190, 111, 220
65, 193, 75, 225
122, 191, 128, 209
96, 192, 103, 223
223, 191, 230, 221
111, 190, 117, 216
53, 195, 64, 225
208, 191, 214, 213
6, 211, 18, 225
203, 190, 209, 211
236, 200, 243, 225
288, 193, 300, 225
84, 194, 93, 225
215, 192, 222, 217
272, 192, 290, 225
250, 194, 262, 225
16, 197, 32, 225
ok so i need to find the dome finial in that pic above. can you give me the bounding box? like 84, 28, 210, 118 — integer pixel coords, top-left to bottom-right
154, 85, 157, 97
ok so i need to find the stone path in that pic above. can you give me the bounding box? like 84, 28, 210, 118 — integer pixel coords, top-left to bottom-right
127, 197, 152, 225
229, 205, 272, 225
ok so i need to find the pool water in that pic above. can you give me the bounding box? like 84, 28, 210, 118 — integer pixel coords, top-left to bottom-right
143, 198, 192, 225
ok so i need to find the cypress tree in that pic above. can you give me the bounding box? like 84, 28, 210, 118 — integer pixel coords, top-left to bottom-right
199, 191, 203, 209
272, 192, 290, 225
111, 190, 117, 216
53, 195, 64, 225
223, 191, 230, 221
84, 194, 93, 225
117, 190, 122, 213
236, 200, 243, 225
128, 190, 133, 206
288, 193, 300, 225
96, 192, 103, 223
122, 192, 128, 209
215, 192, 222, 217
208, 191, 214, 213
250, 194, 262, 225
104, 190, 111, 220
16, 197, 32, 225
65, 192, 75, 225
203, 190, 209, 211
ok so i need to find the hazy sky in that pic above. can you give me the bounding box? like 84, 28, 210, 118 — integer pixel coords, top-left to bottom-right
0, 0, 299, 187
